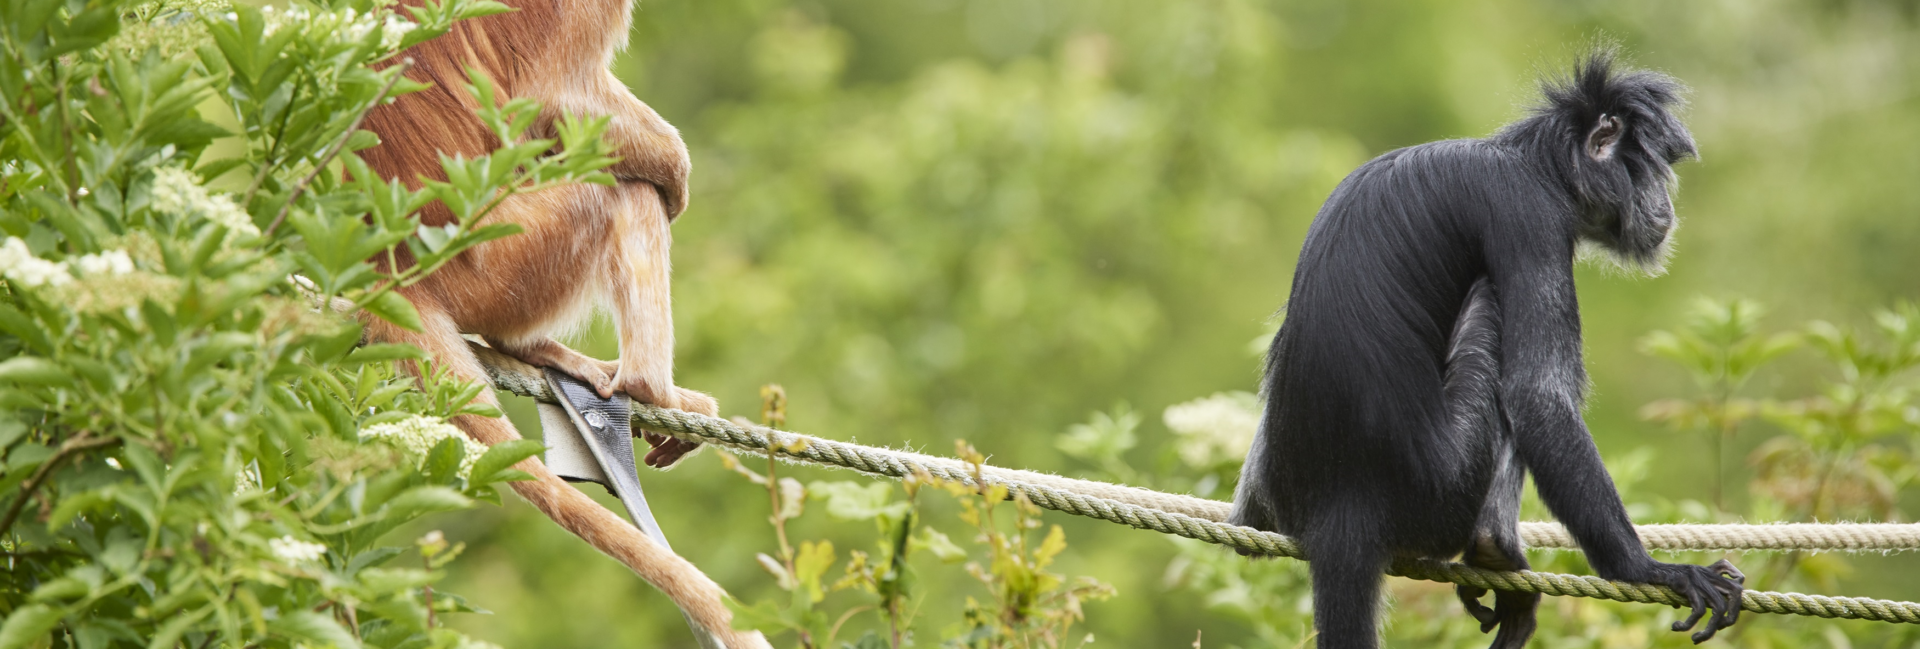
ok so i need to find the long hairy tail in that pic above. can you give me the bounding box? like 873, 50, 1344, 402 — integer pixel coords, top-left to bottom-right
362, 311, 770, 648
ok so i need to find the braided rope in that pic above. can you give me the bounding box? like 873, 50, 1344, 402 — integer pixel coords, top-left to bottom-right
472, 344, 1920, 624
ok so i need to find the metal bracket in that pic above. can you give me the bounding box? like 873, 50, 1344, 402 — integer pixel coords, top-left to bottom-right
538, 370, 727, 648
538, 368, 673, 550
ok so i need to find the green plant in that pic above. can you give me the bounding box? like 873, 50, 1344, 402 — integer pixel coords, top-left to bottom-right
0, 0, 621, 645
1639, 297, 1799, 511
1754, 304, 1920, 523
726, 387, 1110, 649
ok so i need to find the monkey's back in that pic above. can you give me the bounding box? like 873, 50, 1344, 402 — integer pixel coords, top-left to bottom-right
1235, 140, 1522, 548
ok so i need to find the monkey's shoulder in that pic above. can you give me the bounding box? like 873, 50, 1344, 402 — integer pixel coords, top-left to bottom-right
1352, 139, 1520, 180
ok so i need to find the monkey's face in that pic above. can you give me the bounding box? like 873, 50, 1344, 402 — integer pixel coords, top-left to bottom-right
1576, 112, 1693, 271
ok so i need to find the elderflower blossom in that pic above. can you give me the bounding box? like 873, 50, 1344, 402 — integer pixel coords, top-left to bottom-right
149, 167, 261, 235
1162, 392, 1261, 469
381, 14, 417, 49
340, 9, 376, 42
73, 250, 134, 276
359, 415, 487, 479
268, 535, 328, 564
0, 237, 73, 288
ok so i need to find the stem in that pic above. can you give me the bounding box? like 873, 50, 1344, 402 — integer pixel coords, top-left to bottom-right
152, 377, 165, 442
768, 452, 794, 571
264, 59, 415, 238
1709, 368, 1735, 513
825, 605, 874, 647
0, 432, 121, 538
422, 551, 437, 628
240, 71, 301, 210
888, 598, 902, 649
54, 58, 81, 204
239, 145, 280, 211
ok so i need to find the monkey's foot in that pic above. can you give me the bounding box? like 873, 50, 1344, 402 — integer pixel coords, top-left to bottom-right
612, 372, 717, 468
487, 336, 617, 398
1457, 584, 1539, 649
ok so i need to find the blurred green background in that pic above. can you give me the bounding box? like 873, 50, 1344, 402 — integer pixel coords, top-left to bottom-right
422, 0, 1920, 646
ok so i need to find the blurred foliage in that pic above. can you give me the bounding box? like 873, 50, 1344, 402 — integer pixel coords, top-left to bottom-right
11, 0, 1919, 647
723, 388, 1109, 649
443, 0, 1920, 647
0, 0, 619, 645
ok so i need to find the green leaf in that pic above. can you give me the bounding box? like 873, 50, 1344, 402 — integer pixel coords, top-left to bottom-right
808, 481, 907, 521
1032, 525, 1068, 569
0, 304, 52, 354
723, 597, 787, 635
0, 604, 64, 649
358, 566, 437, 593
363, 291, 425, 332
469, 439, 543, 485
268, 610, 359, 649
422, 437, 465, 483
0, 357, 72, 388
915, 528, 968, 563
477, 468, 532, 484
143, 607, 210, 649
344, 343, 429, 365
381, 486, 473, 521
458, 401, 503, 418
345, 547, 407, 574
793, 540, 834, 603
0, 420, 24, 450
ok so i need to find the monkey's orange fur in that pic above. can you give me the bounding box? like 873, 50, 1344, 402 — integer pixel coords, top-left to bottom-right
356, 0, 758, 644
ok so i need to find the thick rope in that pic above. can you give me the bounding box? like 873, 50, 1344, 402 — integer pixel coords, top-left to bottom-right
474, 344, 1920, 624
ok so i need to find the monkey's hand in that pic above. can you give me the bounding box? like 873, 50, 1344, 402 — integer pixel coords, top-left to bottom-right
611, 366, 716, 468
1648, 559, 1745, 643
637, 388, 716, 468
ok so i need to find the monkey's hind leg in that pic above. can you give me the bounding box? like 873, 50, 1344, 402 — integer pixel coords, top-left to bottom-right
1455, 456, 1539, 649
1442, 278, 1540, 649
1305, 514, 1389, 649
603, 182, 715, 467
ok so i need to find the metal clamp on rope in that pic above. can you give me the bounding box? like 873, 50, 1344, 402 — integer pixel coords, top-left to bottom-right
537, 369, 727, 648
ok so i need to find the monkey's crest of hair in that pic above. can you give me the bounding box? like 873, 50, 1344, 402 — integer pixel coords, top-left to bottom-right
1504, 50, 1696, 274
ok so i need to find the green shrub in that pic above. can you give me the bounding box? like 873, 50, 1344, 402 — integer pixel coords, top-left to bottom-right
0, 0, 619, 646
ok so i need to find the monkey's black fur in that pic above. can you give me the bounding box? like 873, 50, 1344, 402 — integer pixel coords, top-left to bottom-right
1229, 51, 1745, 649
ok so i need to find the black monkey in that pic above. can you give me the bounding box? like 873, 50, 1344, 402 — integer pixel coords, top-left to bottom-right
1228, 52, 1745, 649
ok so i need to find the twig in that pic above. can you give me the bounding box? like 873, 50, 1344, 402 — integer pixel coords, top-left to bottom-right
263, 58, 415, 238
0, 432, 121, 538
826, 605, 875, 647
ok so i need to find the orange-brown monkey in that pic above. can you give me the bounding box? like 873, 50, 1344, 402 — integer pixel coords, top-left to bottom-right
355, 1, 762, 645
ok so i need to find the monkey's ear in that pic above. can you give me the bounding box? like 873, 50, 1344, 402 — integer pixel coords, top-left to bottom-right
1586, 114, 1623, 162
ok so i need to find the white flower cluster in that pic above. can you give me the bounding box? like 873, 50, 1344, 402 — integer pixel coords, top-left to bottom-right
74, 250, 134, 276
379, 14, 418, 49
264, 5, 415, 49
0, 238, 72, 288
268, 535, 328, 563
359, 415, 487, 479
149, 167, 260, 235
1162, 391, 1261, 469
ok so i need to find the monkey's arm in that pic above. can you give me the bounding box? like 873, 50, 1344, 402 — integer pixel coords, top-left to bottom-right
537, 71, 691, 219
1489, 248, 1654, 579
1491, 242, 1743, 642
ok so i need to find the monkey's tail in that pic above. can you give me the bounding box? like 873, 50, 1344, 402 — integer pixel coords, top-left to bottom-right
365, 313, 771, 649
